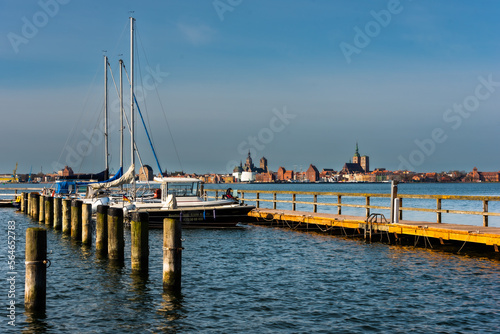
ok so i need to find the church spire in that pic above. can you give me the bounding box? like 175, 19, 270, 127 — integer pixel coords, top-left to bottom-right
354, 142, 360, 158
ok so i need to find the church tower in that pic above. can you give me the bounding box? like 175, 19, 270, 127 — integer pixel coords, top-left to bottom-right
352, 142, 360, 164
260, 157, 268, 173
244, 150, 255, 172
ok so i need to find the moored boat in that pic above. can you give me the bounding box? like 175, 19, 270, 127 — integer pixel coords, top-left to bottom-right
124, 177, 255, 228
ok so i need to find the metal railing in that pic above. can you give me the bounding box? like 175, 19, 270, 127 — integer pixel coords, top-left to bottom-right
204, 188, 500, 227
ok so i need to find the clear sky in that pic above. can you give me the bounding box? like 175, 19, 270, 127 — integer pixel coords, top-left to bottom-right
1, 0, 499, 175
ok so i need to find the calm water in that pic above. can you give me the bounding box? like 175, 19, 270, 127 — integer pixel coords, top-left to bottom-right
1, 183, 500, 333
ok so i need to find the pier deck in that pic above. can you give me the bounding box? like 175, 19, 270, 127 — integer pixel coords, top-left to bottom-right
248, 208, 500, 250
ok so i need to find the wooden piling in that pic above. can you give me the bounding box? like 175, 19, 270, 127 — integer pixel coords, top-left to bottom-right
108, 207, 124, 261
483, 200, 489, 227
31, 193, 39, 221
27, 193, 32, 216
71, 200, 82, 240
39, 195, 45, 223
24, 228, 47, 312
131, 212, 149, 272
96, 205, 108, 254
44, 197, 53, 227
390, 181, 398, 224
62, 199, 71, 235
82, 203, 92, 246
53, 197, 62, 230
163, 218, 182, 290
21, 192, 28, 213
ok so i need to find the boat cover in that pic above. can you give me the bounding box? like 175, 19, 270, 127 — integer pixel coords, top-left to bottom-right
89, 164, 135, 190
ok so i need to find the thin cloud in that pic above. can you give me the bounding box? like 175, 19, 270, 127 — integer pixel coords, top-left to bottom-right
177, 22, 216, 46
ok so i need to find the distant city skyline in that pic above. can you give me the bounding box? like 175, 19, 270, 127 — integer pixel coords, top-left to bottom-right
1, 1, 499, 175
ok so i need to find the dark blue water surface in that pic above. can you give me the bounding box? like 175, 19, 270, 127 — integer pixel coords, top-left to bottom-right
1, 183, 500, 333
1, 206, 499, 333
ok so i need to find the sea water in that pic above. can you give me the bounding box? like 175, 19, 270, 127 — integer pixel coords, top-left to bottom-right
0, 183, 499, 333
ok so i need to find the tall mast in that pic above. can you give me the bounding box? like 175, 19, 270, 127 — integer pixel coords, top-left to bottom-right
130, 16, 136, 196
119, 59, 124, 170
104, 55, 109, 180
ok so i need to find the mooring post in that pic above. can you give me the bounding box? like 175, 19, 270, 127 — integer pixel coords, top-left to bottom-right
45, 196, 53, 227
394, 198, 400, 224
24, 227, 47, 312
163, 218, 182, 291
22, 192, 28, 213
96, 205, 108, 254
399, 198, 403, 220
53, 197, 62, 230
390, 181, 398, 223
71, 200, 82, 240
337, 195, 342, 215
292, 193, 296, 211
82, 203, 92, 246
365, 196, 370, 218
108, 207, 124, 261
131, 212, 149, 272
39, 195, 45, 223
436, 198, 442, 223
483, 200, 489, 227
31, 193, 39, 221
27, 193, 32, 216
62, 199, 71, 235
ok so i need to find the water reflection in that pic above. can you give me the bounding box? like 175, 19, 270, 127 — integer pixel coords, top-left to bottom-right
156, 289, 186, 332
24, 309, 51, 333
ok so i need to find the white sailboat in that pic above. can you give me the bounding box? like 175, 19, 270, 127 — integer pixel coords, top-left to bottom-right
87, 17, 255, 227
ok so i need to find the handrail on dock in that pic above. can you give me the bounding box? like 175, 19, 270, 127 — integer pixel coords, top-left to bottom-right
204, 188, 499, 227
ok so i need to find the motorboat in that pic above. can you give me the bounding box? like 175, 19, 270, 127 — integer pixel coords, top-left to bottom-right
121, 177, 255, 228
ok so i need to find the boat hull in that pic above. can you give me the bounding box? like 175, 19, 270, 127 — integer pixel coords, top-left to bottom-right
131, 204, 255, 228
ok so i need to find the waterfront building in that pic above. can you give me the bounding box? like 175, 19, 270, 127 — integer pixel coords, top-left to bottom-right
138, 165, 154, 181
306, 164, 319, 182
467, 167, 500, 182
58, 166, 74, 177
341, 143, 370, 177
243, 151, 255, 172
351, 142, 370, 173
255, 172, 275, 183
234, 151, 269, 181
277, 167, 295, 181
232, 163, 243, 181
260, 157, 268, 173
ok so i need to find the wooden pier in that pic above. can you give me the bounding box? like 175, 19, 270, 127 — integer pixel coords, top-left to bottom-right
205, 184, 500, 254
248, 208, 500, 253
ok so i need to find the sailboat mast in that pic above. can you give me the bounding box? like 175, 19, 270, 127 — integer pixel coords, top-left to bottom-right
119, 59, 124, 170
104, 55, 109, 179
130, 16, 136, 196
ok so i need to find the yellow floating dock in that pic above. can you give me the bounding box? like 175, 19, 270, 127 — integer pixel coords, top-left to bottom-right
248, 209, 500, 253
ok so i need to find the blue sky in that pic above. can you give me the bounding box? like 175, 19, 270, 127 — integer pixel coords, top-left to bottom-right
1, 0, 499, 175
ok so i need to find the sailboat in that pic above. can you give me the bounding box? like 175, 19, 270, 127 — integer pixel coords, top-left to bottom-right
86, 17, 255, 227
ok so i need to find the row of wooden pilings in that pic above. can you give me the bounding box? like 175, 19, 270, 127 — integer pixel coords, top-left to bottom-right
19, 192, 182, 313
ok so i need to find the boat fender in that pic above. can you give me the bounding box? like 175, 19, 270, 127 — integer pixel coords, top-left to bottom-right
92, 197, 110, 214
123, 204, 136, 216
